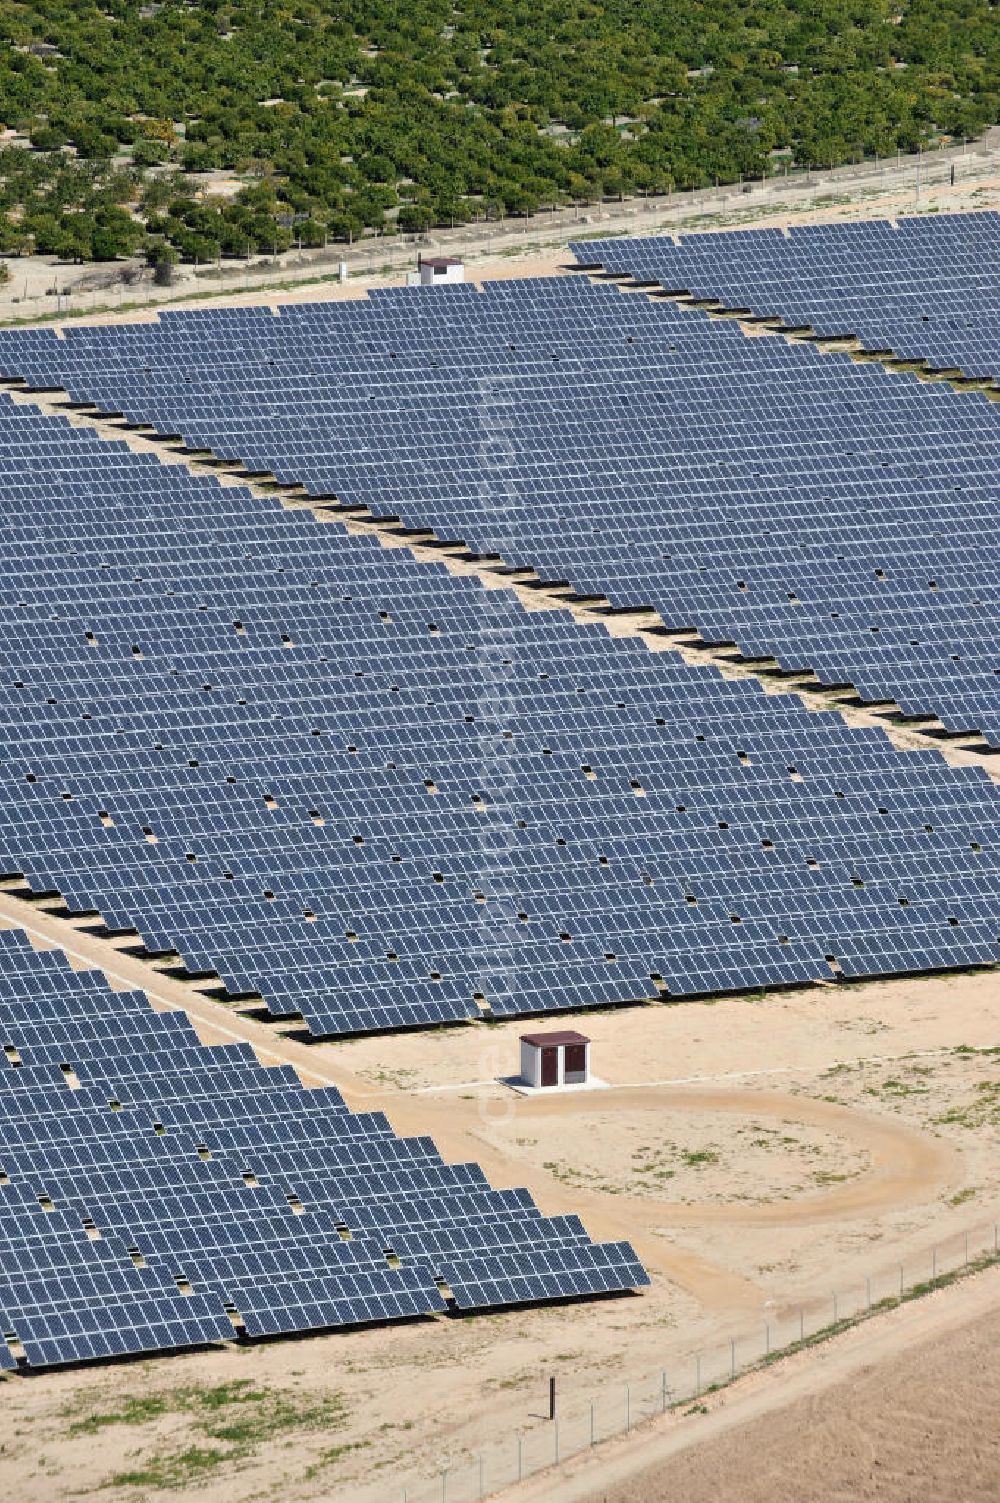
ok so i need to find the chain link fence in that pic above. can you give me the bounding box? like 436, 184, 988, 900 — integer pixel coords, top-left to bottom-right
362, 1216, 1000, 1503
5, 128, 1000, 326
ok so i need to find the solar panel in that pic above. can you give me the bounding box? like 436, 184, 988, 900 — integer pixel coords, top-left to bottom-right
2, 255, 998, 753
0, 383, 992, 1039
572, 211, 1000, 378
0, 929, 646, 1369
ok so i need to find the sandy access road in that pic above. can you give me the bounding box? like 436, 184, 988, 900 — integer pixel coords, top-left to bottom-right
503, 1262, 1000, 1503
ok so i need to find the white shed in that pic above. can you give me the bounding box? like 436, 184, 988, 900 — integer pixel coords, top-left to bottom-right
417, 255, 465, 286
519, 1030, 590, 1090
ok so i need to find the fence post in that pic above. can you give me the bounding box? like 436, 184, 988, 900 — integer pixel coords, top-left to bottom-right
590, 1402, 595, 1446
899, 1264, 904, 1297
799, 1308, 804, 1342
625, 1385, 630, 1431
965, 1233, 969, 1266
695, 1354, 701, 1396
478, 1453, 484, 1500
730, 1337, 736, 1377
661, 1369, 668, 1412
517, 1434, 522, 1482
441, 1469, 447, 1502
765, 1321, 770, 1356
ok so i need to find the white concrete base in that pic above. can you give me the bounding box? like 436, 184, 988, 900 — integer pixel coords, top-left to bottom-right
499, 1074, 610, 1097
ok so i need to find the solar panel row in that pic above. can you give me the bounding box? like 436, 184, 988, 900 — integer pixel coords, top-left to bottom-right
2, 266, 997, 749
571, 211, 1000, 376
0, 396, 995, 1040
0, 929, 646, 1369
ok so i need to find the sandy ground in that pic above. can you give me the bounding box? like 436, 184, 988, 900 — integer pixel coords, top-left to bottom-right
506, 1262, 1000, 1503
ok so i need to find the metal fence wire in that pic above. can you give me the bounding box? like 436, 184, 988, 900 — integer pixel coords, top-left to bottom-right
7, 131, 999, 326
365, 1217, 1000, 1503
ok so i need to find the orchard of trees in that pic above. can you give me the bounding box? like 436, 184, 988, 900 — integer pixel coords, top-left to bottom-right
0, 0, 998, 262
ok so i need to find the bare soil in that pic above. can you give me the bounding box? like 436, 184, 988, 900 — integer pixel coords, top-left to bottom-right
508, 1264, 1000, 1503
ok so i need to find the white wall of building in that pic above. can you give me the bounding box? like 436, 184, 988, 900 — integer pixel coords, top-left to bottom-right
520, 1038, 542, 1087
419, 260, 465, 286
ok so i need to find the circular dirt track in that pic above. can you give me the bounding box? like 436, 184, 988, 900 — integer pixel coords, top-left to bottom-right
485, 1084, 956, 1224
400, 1082, 961, 1310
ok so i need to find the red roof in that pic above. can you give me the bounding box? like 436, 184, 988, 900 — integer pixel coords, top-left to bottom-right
520, 1030, 589, 1048
422, 256, 463, 269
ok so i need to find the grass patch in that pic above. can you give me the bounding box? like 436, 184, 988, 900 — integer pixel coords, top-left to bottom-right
108, 1447, 230, 1491
67, 1393, 177, 1436
302, 1441, 370, 1481
933, 1078, 1000, 1130
69, 1379, 269, 1437
865, 1077, 929, 1098
81, 1379, 350, 1492
187, 1379, 262, 1411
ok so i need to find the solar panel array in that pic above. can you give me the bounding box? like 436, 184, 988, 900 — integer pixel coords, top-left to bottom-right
4, 276, 1000, 746
0, 929, 646, 1368
572, 211, 1000, 377
0, 395, 997, 1035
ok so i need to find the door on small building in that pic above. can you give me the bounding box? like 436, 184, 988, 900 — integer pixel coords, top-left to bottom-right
564, 1043, 586, 1077
540, 1047, 559, 1087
